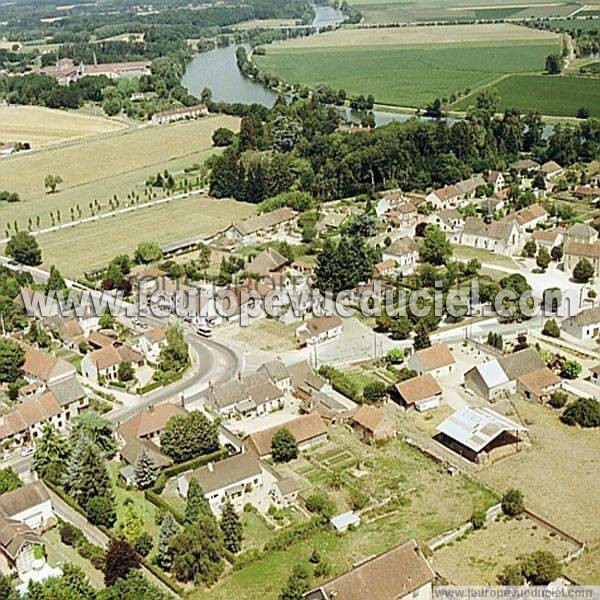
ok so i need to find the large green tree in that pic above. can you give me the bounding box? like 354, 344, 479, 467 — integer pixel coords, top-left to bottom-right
279, 564, 311, 600
0, 339, 24, 382
157, 511, 180, 570
184, 477, 213, 524
71, 409, 116, 458
160, 411, 219, 463
133, 447, 159, 490
219, 499, 243, 554
0, 467, 21, 495
66, 438, 112, 510
419, 224, 452, 266
158, 324, 189, 372
271, 428, 298, 463
6, 231, 42, 266
33, 423, 71, 485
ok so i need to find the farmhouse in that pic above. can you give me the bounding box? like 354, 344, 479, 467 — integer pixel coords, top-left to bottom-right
458, 217, 521, 254
246, 248, 289, 277
563, 240, 600, 278
317, 212, 347, 233
387, 202, 418, 226
117, 401, 188, 444
151, 103, 209, 125
373, 258, 396, 278
296, 315, 343, 347
305, 539, 434, 600
464, 360, 511, 403
425, 184, 461, 209
436, 407, 527, 463
35, 57, 151, 85
21, 345, 76, 387
352, 405, 396, 441
517, 367, 562, 403
87, 331, 116, 350
561, 307, 600, 340
431, 208, 464, 236
456, 174, 486, 198
573, 186, 600, 202
224, 207, 296, 245
513, 203, 548, 229
375, 191, 405, 217
81, 345, 144, 382
381, 236, 419, 275
510, 159, 539, 173
407, 343, 455, 377
539, 160, 563, 180
177, 452, 272, 515
392, 374, 442, 412
498, 347, 545, 382
243, 413, 327, 458
54, 319, 85, 350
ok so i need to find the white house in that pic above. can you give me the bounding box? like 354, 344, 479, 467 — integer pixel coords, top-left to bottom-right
382, 236, 420, 275
81, 345, 144, 383
539, 160, 563, 181
487, 170, 504, 193
562, 307, 600, 340
563, 240, 600, 278
296, 315, 343, 347
393, 374, 442, 412
136, 325, 168, 363
407, 344, 455, 378
459, 217, 522, 254
0, 482, 53, 531
151, 103, 208, 125
375, 191, 406, 217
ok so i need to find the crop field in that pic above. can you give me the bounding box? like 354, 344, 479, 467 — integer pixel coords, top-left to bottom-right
477, 399, 600, 584
33, 195, 256, 275
0, 114, 240, 235
254, 38, 559, 107
0, 105, 127, 147
452, 74, 600, 117
545, 16, 600, 30
346, 0, 582, 23
432, 516, 579, 584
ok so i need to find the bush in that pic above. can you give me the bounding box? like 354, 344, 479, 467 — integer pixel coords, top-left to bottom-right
134, 531, 153, 557
59, 522, 77, 546
561, 398, 600, 428
362, 380, 387, 404
471, 509, 486, 530
548, 390, 568, 409
501, 489, 524, 517
264, 518, 321, 552
305, 493, 336, 520
542, 319, 560, 338
560, 359, 582, 380
318, 365, 361, 402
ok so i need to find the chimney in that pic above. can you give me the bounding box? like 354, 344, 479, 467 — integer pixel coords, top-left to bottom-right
207, 462, 214, 472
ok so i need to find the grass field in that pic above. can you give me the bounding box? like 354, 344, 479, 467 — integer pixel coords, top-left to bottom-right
0, 114, 240, 237
0, 105, 127, 148
545, 17, 600, 30
255, 38, 558, 107
477, 399, 600, 584
432, 516, 579, 584
452, 74, 600, 117
34, 195, 256, 275
452, 244, 522, 269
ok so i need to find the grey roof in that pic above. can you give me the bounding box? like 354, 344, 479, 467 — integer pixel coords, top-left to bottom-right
209, 371, 284, 410
246, 248, 289, 276
456, 175, 486, 195
566, 223, 596, 238
0, 516, 41, 560
564, 307, 600, 327
188, 452, 262, 494
470, 360, 509, 389
498, 348, 545, 381
287, 360, 326, 392
231, 207, 296, 236
386, 236, 419, 257
0, 481, 50, 517
437, 407, 526, 452
462, 217, 516, 241
330, 511, 360, 531
48, 377, 86, 408
258, 359, 289, 383
119, 438, 173, 468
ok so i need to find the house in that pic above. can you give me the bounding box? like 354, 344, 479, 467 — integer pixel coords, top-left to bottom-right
513, 203, 548, 230
407, 344, 455, 377
35, 57, 151, 85
435, 407, 527, 463
589, 364, 600, 386
330, 511, 360, 533
87, 330, 115, 350
0, 482, 53, 531
373, 259, 396, 278
517, 367, 562, 403
317, 212, 347, 233
455, 175, 486, 198
387, 202, 418, 226
458, 217, 521, 254
151, 103, 209, 125
375, 192, 406, 217
246, 248, 289, 277
296, 315, 343, 347
117, 401, 188, 444
270, 477, 301, 509
392, 374, 442, 412
0, 515, 44, 576
564, 223, 598, 244
136, 325, 168, 363
488, 170, 504, 193
225, 208, 297, 245
81, 345, 144, 382
539, 161, 563, 180
464, 360, 511, 403
305, 539, 434, 600
425, 185, 462, 209
55, 319, 85, 350
563, 240, 600, 277
561, 307, 600, 340
573, 186, 600, 202
532, 229, 563, 249
177, 452, 269, 515
352, 405, 396, 441
118, 438, 173, 469
432, 208, 464, 236
21, 345, 76, 386
243, 413, 327, 458
381, 236, 420, 275
257, 359, 292, 394
510, 159, 540, 173
498, 347, 546, 382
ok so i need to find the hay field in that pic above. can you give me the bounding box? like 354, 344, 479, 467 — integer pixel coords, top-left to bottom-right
254, 39, 558, 107
477, 399, 600, 583
0, 114, 240, 233
0, 105, 127, 147
272, 23, 558, 48
34, 195, 256, 276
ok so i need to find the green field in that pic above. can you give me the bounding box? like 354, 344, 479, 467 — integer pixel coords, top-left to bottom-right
453, 74, 600, 117
545, 17, 600, 30
254, 40, 559, 107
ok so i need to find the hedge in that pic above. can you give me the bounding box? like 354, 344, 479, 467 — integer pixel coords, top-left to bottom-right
318, 365, 361, 402
144, 489, 185, 524
138, 380, 163, 395
142, 558, 185, 596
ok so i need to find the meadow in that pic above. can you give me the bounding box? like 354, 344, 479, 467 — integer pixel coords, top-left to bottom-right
33, 194, 256, 276
0, 114, 240, 235
544, 17, 600, 30
452, 74, 600, 117
0, 105, 127, 147
254, 39, 559, 107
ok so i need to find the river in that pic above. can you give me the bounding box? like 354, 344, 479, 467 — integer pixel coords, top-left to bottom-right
181, 6, 553, 134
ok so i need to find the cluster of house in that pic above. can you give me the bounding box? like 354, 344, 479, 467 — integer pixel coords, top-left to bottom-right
150, 103, 209, 125
33, 56, 151, 85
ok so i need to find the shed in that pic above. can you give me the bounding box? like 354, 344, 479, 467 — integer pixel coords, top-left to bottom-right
330, 511, 360, 533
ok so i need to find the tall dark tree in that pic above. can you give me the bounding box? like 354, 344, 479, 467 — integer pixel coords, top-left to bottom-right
184, 477, 213, 524
103, 539, 140, 587
219, 499, 242, 553
6, 231, 42, 266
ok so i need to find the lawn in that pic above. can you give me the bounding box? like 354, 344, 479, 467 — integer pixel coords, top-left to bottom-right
254, 40, 559, 107
452, 244, 522, 269
432, 515, 580, 584
452, 74, 600, 117
34, 194, 256, 276
477, 398, 600, 584
194, 427, 498, 599
241, 510, 274, 551
0, 114, 240, 234
233, 318, 299, 352
0, 105, 127, 148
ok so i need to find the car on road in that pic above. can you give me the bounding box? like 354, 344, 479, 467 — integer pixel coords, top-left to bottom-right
197, 326, 212, 338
